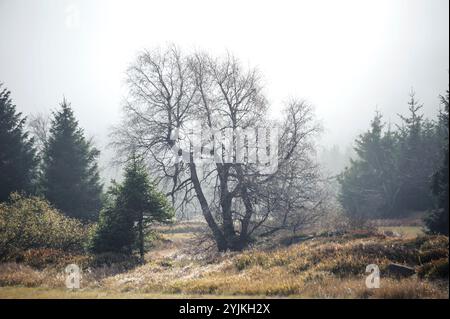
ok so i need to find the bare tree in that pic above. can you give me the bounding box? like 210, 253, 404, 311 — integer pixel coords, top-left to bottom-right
112, 46, 324, 251
27, 112, 49, 154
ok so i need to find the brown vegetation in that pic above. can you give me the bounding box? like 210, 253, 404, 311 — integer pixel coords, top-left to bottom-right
0, 222, 448, 298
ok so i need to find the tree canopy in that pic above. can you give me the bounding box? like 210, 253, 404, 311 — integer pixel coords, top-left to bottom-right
112, 47, 324, 251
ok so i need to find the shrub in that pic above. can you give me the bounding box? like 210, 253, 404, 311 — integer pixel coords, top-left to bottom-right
14, 248, 91, 270
88, 161, 174, 258
418, 258, 449, 279
0, 263, 50, 287
419, 247, 448, 264
0, 193, 90, 261
419, 235, 449, 251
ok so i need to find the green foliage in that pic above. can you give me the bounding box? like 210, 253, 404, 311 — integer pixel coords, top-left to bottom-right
0, 193, 90, 261
89, 158, 174, 256
0, 84, 38, 202
425, 88, 449, 235
338, 112, 401, 222
339, 90, 446, 223
40, 99, 103, 221
117, 157, 175, 226
87, 183, 136, 255
395, 93, 437, 210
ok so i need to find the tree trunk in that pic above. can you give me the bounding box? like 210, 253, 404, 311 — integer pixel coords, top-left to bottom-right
138, 215, 144, 261
189, 161, 229, 251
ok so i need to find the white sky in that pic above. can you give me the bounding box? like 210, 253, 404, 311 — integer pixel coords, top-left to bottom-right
0, 0, 449, 178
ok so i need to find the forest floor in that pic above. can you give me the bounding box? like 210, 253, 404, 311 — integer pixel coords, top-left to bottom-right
0, 221, 448, 299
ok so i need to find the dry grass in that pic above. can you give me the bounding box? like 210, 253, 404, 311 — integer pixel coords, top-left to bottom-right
0, 263, 63, 288
378, 226, 425, 238
0, 286, 271, 299
300, 277, 448, 299
149, 233, 448, 298
0, 222, 448, 299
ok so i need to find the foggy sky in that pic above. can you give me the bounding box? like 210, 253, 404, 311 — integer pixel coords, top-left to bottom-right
1, 0, 449, 180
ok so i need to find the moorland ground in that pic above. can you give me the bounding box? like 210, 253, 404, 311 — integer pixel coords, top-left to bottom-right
0, 218, 448, 299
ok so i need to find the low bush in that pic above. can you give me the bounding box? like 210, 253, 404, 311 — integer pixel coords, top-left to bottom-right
418, 258, 449, 279
0, 193, 90, 261
14, 248, 91, 270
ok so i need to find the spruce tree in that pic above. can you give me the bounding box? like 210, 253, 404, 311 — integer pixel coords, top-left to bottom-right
89, 158, 174, 258
0, 84, 37, 202
339, 90, 446, 223
88, 182, 135, 254
338, 112, 391, 222
41, 99, 102, 221
426, 88, 449, 235
395, 91, 434, 211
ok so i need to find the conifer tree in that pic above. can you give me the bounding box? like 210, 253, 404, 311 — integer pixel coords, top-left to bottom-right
89, 157, 174, 258
426, 88, 449, 235
395, 91, 434, 211
41, 99, 102, 220
338, 112, 391, 222
87, 181, 135, 254
339, 90, 445, 223
0, 84, 37, 202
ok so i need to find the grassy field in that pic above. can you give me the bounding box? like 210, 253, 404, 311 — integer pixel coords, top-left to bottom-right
0, 287, 268, 299
0, 222, 448, 299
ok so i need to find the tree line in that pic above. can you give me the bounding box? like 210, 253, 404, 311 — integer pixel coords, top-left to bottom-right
1, 45, 448, 256
0, 84, 173, 259
338, 89, 449, 235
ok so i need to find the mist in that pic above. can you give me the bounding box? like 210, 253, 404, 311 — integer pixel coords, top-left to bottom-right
1, 0, 450, 301
1, 0, 449, 181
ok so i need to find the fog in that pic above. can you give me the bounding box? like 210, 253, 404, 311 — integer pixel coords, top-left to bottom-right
1, 0, 448, 180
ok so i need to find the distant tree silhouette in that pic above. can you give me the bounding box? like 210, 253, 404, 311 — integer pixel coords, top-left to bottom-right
339, 90, 445, 222
338, 112, 399, 223
395, 91, 436, 211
